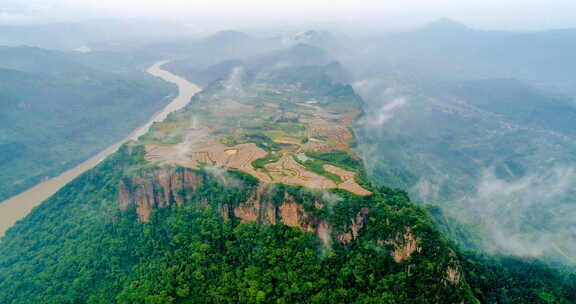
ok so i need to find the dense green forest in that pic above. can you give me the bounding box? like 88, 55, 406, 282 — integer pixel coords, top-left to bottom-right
0, 144, 478, 304
0, 47, 173, 201
0, 143, 573, 303
460, 252, 576, 304
429, 204, 576, 303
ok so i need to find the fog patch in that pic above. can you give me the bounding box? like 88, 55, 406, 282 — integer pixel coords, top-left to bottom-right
355, 142, 378, 178
204, 164, 244, 188
457, 166, 576, 260
73, 45, 91, 53
365, 97, 407, 127
321, 190, 343, 207
412, 178, 442, 203
222, 66, 246, 95
353, 79, 408, 128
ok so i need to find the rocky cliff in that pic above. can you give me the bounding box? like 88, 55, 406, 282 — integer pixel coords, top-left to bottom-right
118, 167, 367, 249
118, 166, 466, 290
119, 167, 204, 221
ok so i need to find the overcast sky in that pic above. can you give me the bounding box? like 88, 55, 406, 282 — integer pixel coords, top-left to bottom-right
2, 0, 576, 31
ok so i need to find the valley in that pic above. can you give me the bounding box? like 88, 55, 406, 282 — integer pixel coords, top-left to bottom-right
0, 61, 201, 236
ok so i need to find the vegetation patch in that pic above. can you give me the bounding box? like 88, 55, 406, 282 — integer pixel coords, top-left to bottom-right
306, 150, 362, 171
293, 155, 342, 183
244, 133, 281, 152
251, 152, 281, 171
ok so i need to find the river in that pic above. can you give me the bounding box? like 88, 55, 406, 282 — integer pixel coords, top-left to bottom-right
0, 60, 201, 236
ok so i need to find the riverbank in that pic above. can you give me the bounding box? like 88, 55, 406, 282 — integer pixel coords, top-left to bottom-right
0, 61, 201, 236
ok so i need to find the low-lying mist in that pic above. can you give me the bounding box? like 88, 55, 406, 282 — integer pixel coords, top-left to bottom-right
453, 166, 576, 261
350, 61, 576, 265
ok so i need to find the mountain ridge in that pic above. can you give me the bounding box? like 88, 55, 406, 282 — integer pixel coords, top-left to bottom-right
2, 39, 575, 302
0, 54, 479, 303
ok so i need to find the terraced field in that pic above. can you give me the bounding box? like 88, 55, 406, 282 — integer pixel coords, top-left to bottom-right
140, 79, 371, 195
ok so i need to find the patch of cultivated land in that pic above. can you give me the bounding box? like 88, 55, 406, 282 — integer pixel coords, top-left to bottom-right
266, 154, 336, 189
324, 164, 372, 195
141, 82, 371, 196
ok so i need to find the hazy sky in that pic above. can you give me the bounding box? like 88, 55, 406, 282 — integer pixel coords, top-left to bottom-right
2, 0, 576, 31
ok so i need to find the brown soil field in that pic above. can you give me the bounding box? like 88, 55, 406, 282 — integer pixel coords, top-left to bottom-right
265, 154, 337, 189
273, 138, 302, 146
143, 85, 369, 195
324, 164, 372, 195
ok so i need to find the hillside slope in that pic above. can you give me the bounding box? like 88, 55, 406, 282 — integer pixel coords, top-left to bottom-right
0, 47, 173, 201
0, 50, 479, 303
340, 21, 576, 266
353, 74, 576, 266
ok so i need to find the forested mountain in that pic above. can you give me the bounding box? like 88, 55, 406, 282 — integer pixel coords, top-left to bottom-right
159, 30, 285, 85
1, 42, 574, 303
159, 24, 576, 266
3, 0, 576, 299
0, 46, 173, 201
0, 45, 481, 304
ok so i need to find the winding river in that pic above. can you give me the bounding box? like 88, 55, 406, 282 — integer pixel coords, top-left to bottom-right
0, 61, 201, 236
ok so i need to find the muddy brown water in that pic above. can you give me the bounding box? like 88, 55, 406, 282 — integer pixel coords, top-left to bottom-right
0, 61, 201, 237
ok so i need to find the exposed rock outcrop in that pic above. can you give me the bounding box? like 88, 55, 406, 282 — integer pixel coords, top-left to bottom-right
336, 207, 369, 243
445, 265, 462, 285
443, 250, 464, 286
118, 168, 366, 248
119, 167, 203, 221
380, 228, 422, 263
225, 186, 333, 247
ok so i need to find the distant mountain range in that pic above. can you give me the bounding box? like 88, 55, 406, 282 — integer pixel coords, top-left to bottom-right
344, 18, 576, 95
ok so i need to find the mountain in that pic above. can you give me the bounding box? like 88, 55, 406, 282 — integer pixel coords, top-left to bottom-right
0, 47, 485, 303
351, 77, 576, 300
200, 30, 252, 48
343, 20, 576, 95
1, 43, 574, 303
281, 30, 342, 50
0, 46, 92, 76
163, 43, 334, 87
418, 18, 472, 33
154, 30, 283, 83
0, 46, 173, 201
355, 77, 576, 262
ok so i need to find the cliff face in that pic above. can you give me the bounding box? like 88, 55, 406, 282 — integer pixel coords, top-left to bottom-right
228, 186, 336, 248
119, 167, 204, 221
119, 167, 368, 248
380, 228, 422, 263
